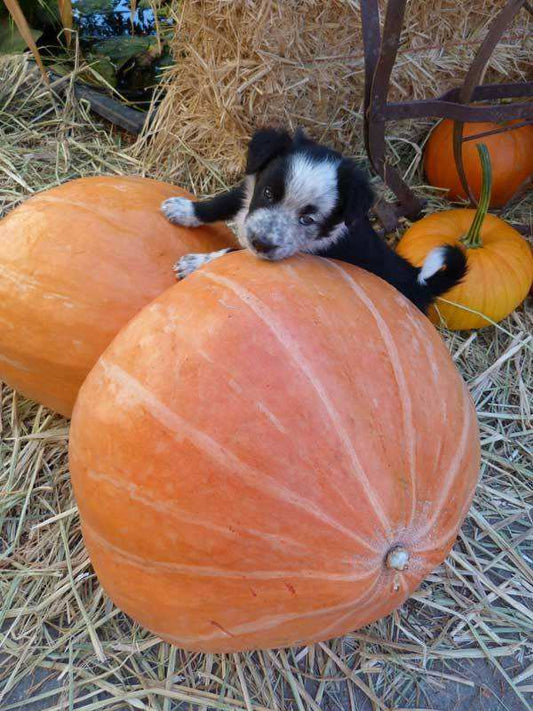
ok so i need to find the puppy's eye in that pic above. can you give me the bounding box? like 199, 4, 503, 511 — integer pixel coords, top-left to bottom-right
263, 187, 274, 202
299, 214, 315, 226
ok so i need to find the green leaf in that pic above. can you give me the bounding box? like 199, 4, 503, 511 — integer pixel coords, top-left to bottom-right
72, 0, 116, 14
84, 52, 118, 87
91, 35, 156, 69
0, 17, 42, 55
48, 61, 70, 76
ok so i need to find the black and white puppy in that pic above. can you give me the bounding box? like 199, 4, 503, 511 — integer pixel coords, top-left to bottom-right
161, 128, 466, 312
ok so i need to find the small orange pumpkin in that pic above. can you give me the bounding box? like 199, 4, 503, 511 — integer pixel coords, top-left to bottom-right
0, 176, 233, 416
424, 119, 533, 208
399, 145, 533, 330
69, 251, 480, 652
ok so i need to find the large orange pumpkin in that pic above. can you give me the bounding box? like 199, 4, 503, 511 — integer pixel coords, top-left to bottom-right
424, 119, 533, 208
0, 176, 233, 416
69, 252, 480, 652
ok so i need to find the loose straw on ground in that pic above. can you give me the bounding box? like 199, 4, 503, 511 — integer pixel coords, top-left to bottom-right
1, 54, 532, 711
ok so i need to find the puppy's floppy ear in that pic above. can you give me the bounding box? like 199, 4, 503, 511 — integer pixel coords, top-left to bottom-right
337, 158, 374, 226
293, 127, 315, 147
246, 128, 292, 174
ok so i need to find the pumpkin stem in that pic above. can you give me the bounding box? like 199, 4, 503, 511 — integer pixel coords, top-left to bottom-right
461, 143, 491, 249
385, 545, 409, 571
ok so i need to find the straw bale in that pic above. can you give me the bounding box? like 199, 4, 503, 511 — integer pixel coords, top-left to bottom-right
137, 0, 532, 191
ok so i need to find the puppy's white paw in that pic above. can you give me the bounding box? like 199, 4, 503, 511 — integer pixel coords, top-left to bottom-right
173, 249, 232, 280
173, 253, 211, 280
161, 197, 201, 227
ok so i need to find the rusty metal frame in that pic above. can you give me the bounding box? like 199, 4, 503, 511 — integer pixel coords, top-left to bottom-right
361, 0, 533, 227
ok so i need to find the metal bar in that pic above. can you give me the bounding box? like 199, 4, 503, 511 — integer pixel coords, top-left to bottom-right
365, 0, 424, 217
360, 0, 531, 228
439, 81, 533, 103
366, 0, 407, 175
361, 0, 381, 167
453, 0, 527, 203
382, 166, 425, 220
372, 200, 401, 234
457, 1, 526, 106
383, 99, 533, 122
462, 120, 533, 142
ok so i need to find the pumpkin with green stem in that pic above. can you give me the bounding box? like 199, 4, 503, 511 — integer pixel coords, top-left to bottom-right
397, 144, 533, 330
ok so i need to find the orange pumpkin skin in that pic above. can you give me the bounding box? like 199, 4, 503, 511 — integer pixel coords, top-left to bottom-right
424, 120, 533, 208
0, 176, 233, 416
69, 252, 480, 652
397, 211, 533, 330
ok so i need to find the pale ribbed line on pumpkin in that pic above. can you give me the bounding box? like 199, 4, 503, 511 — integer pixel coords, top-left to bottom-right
36, 194, 146, 234
83, 517, 373, 582
255, 400, 287, 434
0, 264, 72, 302
100, 360, 379, 553
402, 306, 449, 509
307, 575, 382, 641
85, 466, 318, 558
0, 353, 32, 371
314, 608, 360, 642
414, 398, 475, 543
315, 568, 410, 644
144, 574, 380, 646
201, 270, 390, 534
325, 261, 418, 528
416, 463, 478, 555
162, 320, 289, 438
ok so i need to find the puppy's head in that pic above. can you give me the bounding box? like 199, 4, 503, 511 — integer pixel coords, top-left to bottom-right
236, 128, 374, 261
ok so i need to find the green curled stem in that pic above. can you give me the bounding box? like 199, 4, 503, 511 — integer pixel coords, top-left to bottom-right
461, 143, 492, 249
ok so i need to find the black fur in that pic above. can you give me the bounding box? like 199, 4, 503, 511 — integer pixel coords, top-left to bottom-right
337, 158, 375, 226
193, 184, 245, 224
420, 244, 468, 298
326, 218, 467, 312
245, 129, 293, 174
170, 128, 467, 313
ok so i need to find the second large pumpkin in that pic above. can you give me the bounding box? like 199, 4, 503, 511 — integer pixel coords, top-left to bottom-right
0, 176, 233, 416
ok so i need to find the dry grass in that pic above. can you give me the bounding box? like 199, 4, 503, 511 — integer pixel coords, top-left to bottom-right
0, 57, 139, 213
1, 55, 533, 711
136, 0, 532, 191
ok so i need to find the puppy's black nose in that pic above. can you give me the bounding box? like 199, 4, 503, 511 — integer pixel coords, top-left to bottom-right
249, 233, 273, 254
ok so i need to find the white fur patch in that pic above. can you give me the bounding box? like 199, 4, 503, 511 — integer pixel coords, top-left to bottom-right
417, 247, 447, 285
286, 156, 340, 217
174, 248, 232, 280
161, 197, 201, 227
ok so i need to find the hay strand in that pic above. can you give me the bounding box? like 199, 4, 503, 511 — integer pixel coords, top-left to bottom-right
1, 52, 533, 711
136, 0, 532, 192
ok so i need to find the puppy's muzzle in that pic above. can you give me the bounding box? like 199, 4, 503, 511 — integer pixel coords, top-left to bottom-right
242, 209, 296, 260
248, 232, 273, 254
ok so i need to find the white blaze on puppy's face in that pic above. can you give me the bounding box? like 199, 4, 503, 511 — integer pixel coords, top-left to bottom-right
285, 155, 339, 218
240, 154, 342, 260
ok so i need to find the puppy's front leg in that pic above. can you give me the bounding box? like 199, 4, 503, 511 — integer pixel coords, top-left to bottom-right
162, 184, 245, 227
174, 248, 236, 280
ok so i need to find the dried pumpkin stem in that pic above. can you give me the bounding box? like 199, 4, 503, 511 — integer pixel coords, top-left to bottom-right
385, 545, 409, 571
461, 143, 492, 250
